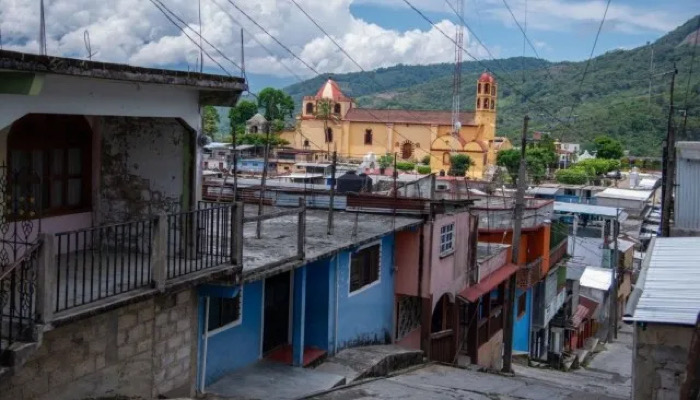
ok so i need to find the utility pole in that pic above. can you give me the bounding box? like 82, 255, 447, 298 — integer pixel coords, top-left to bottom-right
392, 152, 398, 230
327, 151, 337, 235
503, 115, 529, 373
608, 212, 620, 342
231, 120, 239, 204
661, 64, 678, 237
256, 117, 272, 239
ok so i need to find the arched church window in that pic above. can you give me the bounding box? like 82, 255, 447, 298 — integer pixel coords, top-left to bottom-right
490, 100, 495, 110
484, 98, 489, 109
443, 152, 451, 165
477, 98, 481, 109
325, 127, 333, 143
485, 83, 490, 93
364, 129, 373, 145
334, 103, 341, 114
478, 83, 482, 94
491, 86, 496, 96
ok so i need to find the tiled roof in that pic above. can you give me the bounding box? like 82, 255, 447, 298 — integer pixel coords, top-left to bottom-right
315, 79, 351, 102
344, 108, 476, 126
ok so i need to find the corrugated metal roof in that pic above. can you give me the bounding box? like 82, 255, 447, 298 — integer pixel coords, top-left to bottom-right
675, 142, 700, 231
528, 186, 561, 196
626, 237, 700, 326
554, 202, 627, 220
579, 266, 612, 291
594, 188, 653, 201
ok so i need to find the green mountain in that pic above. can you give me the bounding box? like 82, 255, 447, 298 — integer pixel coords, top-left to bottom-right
283, 15, 700, 157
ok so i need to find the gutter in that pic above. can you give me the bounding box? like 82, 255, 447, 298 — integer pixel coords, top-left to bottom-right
623, 237, 655, 323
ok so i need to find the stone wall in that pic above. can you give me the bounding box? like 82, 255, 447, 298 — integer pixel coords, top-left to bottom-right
633, 322, 693, 400
98, 116, 191, 224
0, 289, 198, 400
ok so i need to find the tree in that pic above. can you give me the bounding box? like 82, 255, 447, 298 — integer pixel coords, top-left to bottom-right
228, 100, 258, 136
378, 154, 394, 170
556, 168, 589, 184
236, 133, 289, 147
496, 149, 521, 183
257, 88, 295, 122
525, 151, 547, 184
202, 106, 220, 139
594, 136, 624, 160
448, 154, 472, 176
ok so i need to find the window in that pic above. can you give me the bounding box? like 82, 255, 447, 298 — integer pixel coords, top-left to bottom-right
208, 295, 241, 332
364, 129, 373, 145
334, 103, 341, 114
484, 98, 489, 109
306, 102, 314, 114
443, 152, 451, 165
517, 293, 527, 318
325, 127, 333, 143
478, 83, 482, 94
476, 98, 481, 109
350, 243, 380, 293
439, 223, 455, 256
251, 126, 259, 133
491, 85, 496, 96
8, 114, 92, 217
303, 140, 310, 148
485, 83, 490, 93
490, 100, 495, 110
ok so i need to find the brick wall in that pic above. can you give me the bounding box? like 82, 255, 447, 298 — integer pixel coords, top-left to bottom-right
0, 289, 197, 400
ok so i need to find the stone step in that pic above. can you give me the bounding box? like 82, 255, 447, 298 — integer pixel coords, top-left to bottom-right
314, 345, 424, 383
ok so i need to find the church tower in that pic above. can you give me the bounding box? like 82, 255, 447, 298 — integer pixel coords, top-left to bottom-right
474, 72, 497, 140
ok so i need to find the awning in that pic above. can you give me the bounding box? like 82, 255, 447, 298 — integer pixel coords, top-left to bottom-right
571, 305, 590, 328
458, 263, 519, 302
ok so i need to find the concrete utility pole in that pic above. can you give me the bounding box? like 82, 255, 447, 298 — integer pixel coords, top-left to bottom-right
327, 151, 337, 235
608, 212, 620, 342
661, 64, 678, 237
503, 115, 529, 373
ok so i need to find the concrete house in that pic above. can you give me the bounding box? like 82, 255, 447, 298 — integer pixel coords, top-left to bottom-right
0, 49, 249, 399
625, 237, 700, 400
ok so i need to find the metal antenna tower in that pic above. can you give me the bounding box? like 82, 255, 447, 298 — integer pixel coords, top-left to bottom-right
39, 0, 47, 55
450, 0, 465, 136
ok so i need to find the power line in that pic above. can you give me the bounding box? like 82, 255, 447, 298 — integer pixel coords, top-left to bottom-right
562, 0, 612, 140
209, 0, 306, 82
148, 0, 236, 77
401, 0, 581, 140
500, 0, 556, 83
151, 0, 243, 74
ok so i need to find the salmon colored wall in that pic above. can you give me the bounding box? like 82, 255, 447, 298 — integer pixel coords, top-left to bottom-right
395, 229, 423, 297
429, 213, 471, 310
396, 327, 422, 350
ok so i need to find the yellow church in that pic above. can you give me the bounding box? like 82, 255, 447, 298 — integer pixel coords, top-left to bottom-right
281, 72, 511, 179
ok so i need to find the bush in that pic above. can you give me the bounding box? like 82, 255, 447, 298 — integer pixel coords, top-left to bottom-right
378, 154, 394, 169
575, 159, 618, 175
417, 165, 432, 174
421, 155, 431, 165
396, 161, 416, 172
448, 154, 473, 176
556, 168, 589, 184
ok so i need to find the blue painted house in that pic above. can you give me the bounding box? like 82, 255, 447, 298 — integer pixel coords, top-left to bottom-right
194, 210, 420, 390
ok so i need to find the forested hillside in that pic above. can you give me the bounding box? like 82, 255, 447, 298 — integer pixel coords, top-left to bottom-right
283, 15, 700, 156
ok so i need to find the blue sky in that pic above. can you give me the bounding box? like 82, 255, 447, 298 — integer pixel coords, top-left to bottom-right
1, 0, 697, 91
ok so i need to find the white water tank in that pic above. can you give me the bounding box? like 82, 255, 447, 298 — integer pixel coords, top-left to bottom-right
629, 167, 640, 188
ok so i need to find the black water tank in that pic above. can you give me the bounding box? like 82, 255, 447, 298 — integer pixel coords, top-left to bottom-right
337, 171, 372, 193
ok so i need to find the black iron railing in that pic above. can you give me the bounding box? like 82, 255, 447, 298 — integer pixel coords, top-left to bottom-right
0, 241, 41, 356
55, 218, 155, 312
166, 204, 234, 279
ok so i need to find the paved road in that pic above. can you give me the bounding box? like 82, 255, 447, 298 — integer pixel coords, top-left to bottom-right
310, 325, 633, 400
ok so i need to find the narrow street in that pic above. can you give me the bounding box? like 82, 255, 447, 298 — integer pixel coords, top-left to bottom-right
309, 325, 633, 400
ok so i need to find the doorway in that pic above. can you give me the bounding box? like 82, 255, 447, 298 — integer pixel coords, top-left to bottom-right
263, 271, 291, 354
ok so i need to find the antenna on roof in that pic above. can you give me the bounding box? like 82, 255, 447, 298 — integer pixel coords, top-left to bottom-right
39, 0, 47, 55
83, 30, 97, 60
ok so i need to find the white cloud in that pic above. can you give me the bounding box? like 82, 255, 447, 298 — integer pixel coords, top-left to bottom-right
0, 0, 484, 79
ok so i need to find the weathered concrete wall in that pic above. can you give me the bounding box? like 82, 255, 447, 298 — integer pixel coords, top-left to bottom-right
633, 322, 693, 400
0, 289, 198, 400
98, 116, 191, 223
477, 329, 503, 370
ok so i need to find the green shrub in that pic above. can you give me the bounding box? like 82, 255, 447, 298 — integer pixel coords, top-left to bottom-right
396, 161, 416, 172
556, 167, 589, 184
417, 165, 432, 174
378, 154, 394, 169
421, 155, 431, 165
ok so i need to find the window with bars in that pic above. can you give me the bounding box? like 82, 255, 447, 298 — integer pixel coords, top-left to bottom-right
364, 129, 373, 145
8, 114, 92, 217
350, 244, 380, 293
208, 295, 241, 332
440, 223, 455, 257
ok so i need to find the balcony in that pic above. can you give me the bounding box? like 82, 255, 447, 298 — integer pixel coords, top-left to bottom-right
549, 237, 568, 267
516, 257, 543, 289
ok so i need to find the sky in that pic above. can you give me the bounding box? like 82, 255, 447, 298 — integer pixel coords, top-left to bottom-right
0, 0, 696, 91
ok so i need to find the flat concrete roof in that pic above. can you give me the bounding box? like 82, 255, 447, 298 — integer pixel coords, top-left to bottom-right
0, 50, 246, 91
241, 205, 422, 281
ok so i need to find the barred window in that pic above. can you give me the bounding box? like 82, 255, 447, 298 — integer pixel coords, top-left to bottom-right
350, 244, 380, 293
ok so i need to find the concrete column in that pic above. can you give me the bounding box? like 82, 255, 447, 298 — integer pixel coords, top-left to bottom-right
386, 124, 394, 154
36, 233, 56, 325
292, 266, 307, 366
151, 213, 168, 291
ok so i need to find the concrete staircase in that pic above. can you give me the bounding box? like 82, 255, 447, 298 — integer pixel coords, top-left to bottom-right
314, 345, 424, 383
0, 325, 44, 382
